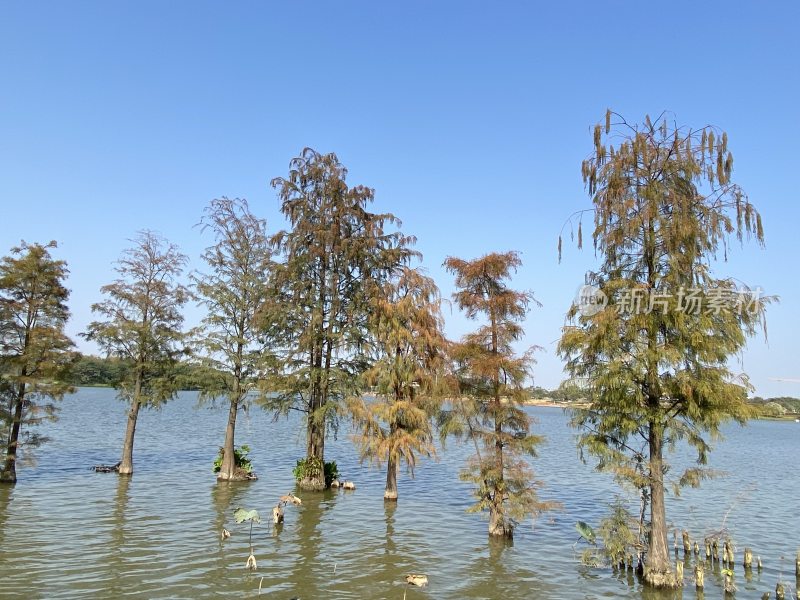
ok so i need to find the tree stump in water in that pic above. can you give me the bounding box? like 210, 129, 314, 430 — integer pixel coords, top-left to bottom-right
723, 540, 733, 566
705, 539, 712, 560
775, 581, 785, 600
675, 560, 684, 586
712, 540, 720, 562
694, 541, 699, 555
682, 530, 691, 555
724, 571, 736, 596
744, 547, 753, 569
795, 550, 799, 577
694, 562, 704, 589
272, 505, 284, 524
757, 556, 763, 571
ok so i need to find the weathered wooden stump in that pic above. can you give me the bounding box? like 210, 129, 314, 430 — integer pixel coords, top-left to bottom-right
682, 530, 691, 555
775, 581, 785, 600
757, 556, 763, 571
272, 505, 284, 524
694, 562, 704, 589
723, 539, 733, 566
342, 481, 356, 490
694, 540, 699, 555
724, 571, 736, 596
705, 539, 712, 560
676, 560, 684, 585
744, 547, 753, 569
712, 540, 720, 561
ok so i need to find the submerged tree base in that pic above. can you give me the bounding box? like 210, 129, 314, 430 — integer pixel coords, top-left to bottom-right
489, 513, 514, 539
643, 565, 679, 588
383, 489, 398, 502
296, 477, 326, 491
217, 468, 258, 482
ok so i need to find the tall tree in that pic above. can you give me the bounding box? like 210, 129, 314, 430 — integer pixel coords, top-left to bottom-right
0, 242, 75, 484
193, 197, 274, 481
558, 111, 770, 587
349, 266, 448, 501
85, 231, 189, 475
442, 252, 548, 538
265, 148, 414, 490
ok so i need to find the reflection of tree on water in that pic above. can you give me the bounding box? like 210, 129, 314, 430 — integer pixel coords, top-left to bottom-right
107, 475, 131, 599
282, 490, 336, 597
458, 536, 558, 598
0, 486, 12, 559
210, 481, 249, 574
383, 500, 397, 556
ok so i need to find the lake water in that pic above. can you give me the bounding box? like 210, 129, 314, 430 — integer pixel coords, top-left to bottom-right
0, 388, 797, 599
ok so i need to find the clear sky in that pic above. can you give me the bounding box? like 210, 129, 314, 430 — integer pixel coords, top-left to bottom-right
2, 2, 798, 397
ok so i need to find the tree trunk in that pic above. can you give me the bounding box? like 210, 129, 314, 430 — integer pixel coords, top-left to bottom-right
489, 501, 512, 538
217, 397, 239, 481
0, 383, 26, 484
644, 421, 677, 587
384, 454, 398, 501
487, 310, 510, 538
118, 398, 141, 476
301, 413, 325, 490
299, 380, 326, 490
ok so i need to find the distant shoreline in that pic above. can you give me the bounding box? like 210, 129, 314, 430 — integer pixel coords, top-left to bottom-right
521, 398, 800, 421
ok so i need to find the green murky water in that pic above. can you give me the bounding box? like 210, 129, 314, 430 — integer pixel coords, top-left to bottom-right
0, 388, 797, 599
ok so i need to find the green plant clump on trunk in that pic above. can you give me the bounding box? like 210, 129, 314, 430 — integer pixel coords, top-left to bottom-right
292, 456, 338, 487
213, 444, 253, 475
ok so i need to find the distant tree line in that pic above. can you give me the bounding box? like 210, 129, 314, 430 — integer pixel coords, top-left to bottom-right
65, 354, 225, 391
748, 396, 800, 417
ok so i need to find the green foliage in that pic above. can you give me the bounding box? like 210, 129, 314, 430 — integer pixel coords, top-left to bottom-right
559, 111, 772, 582
576, 520, 597, 544
192, 197, 274, 405
292, 456, 338, 486
66, 354, 131, 386
233, 507, 261, 524
749, 396, 800, 417
85, 230, 190, 408
597, 501, 638, 566
0, 241, 76, 482
213, 444, 253, 474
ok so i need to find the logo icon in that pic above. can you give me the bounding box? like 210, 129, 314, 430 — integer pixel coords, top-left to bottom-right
575, 284, 607, 316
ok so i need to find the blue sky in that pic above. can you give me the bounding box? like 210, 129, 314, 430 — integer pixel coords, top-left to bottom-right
2, 2, 798, 397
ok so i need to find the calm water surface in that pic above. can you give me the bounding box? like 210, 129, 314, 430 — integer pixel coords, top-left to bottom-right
0, 388, 797, 599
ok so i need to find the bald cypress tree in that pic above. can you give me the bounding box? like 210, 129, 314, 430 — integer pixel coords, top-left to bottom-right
86, 231, 189, 476
558, 111, 771, 587
349, 265, 448, 501
265, 148, 414, 490
0, 242, 75, 484
193, 197, 274, 481
442, 252, 549, 538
